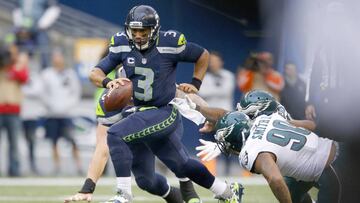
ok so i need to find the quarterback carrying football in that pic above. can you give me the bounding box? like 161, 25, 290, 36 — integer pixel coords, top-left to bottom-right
89, 5, 243, 203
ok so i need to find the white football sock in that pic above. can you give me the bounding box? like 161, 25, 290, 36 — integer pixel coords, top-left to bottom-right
178, 177, 190, 182
116, 177, 132, 195
209, 178, 227, 196
161, 182, 171, 198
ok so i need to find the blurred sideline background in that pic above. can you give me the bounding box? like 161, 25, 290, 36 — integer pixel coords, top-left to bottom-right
1, 0, 359, 202
0, 0, 269, 177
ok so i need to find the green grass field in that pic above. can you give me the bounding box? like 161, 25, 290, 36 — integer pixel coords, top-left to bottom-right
0, 177, 318, 203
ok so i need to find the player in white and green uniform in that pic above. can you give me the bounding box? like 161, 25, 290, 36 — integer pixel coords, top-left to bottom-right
240, 112, 333, 182
194, 90, 341, 203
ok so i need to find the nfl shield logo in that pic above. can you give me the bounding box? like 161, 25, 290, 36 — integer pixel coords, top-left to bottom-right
142, 58, 147, 64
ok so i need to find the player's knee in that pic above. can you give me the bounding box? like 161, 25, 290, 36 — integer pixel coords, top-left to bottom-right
135, 176, 154, 192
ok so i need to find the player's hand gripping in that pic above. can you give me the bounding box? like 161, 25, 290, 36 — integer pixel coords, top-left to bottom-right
64, 193, 92, 203
196, 139, 222, 161
199, 121, 216, 133
107, 78, 131, 89
178, 83, 198, 94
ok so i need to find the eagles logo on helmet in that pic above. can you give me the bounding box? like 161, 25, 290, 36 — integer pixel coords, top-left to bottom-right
215, 111, 251, 154
237, 90, 278, 118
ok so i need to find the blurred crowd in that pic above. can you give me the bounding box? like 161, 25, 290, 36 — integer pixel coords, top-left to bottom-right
198, 51, 308, 175
0, 0, 84, 177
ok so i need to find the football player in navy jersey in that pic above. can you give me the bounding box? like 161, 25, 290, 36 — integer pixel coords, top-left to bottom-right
64, 68, 203, 203
90, 5, 242, 203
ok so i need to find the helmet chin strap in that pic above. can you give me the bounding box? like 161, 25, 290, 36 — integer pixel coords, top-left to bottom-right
241, 131, 247, 150
135, 41, 149, 50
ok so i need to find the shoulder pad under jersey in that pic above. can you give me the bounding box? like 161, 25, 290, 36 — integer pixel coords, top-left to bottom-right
157, 30, 187, 54
109, 32, 131, 54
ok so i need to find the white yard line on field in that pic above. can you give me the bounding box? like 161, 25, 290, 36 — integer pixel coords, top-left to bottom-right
0, 176, 267, 186
0, 195, 218, 202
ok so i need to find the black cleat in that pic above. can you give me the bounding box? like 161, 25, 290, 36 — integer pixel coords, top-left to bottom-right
180, 180, 202, 203
164, 187, 184, 203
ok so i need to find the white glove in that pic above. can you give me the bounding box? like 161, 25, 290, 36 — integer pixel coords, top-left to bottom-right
195, 139, 222, 161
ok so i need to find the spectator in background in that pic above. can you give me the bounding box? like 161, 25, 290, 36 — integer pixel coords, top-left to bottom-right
20, 57, 46, 175
237, 52, 284, 101
199, 51, 235, 110
0, 43, 29, 177
12, 0, 61, 68
198, 51, 235, 175
41, 49, 82, 175
280, 63, 306, 119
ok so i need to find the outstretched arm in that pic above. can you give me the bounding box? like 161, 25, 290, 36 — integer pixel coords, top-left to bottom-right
197, 105, 229, 123
254, 152, 292, 203
289, 119, 316, 131
64, 124, 110, 203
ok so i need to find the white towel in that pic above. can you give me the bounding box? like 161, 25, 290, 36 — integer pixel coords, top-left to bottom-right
169, 97, 206, 125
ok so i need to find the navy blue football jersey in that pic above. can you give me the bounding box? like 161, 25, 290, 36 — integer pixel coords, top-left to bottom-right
97, 30, 204, 107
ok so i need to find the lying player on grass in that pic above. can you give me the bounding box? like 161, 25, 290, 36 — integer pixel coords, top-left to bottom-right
192, 90, 340, 203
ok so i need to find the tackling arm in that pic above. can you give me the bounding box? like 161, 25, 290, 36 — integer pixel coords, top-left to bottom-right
197, 105, 229, 123
289, 119, 316, 131
254, 152, 292, 203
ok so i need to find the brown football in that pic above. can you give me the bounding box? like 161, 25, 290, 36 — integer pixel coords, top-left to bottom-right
104, 80, 133, 112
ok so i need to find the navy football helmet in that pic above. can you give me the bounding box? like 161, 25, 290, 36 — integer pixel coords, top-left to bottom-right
125, 5, 160, 50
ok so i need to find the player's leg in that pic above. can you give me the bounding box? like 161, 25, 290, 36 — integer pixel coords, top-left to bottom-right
106, 105, 180, 197
284, 176, 314, 203
178, 177, 201, 203
106, 106, 239, 202
317, 164, 341, 203
146, 116, 243, 202
130, 142, 183, 203
103, 138, 182, 203
167, 105, 202, 203
107, 105, 198, 202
